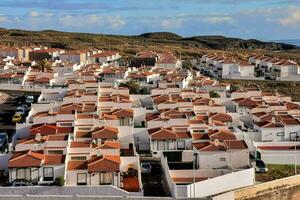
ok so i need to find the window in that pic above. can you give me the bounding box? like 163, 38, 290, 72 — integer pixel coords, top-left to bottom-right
59, 122, 73, 127
78, 127, 91, 131
16, 168, 30, 180
276, 132, 284, 137
290, 132, 300, 141
220, 157, 226, 161
100, 172, 113, 185
158, 141, 165, 150
16, 169, 26, 179
71, 156, 86, 160
192, 129, 205, 133
77, 173, 87, 185
48, 150, 64, 154
43, 167, 54, 181
120, 118, 130, 126
177, 140, 185, 150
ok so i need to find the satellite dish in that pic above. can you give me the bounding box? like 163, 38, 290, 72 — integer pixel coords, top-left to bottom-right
163, 120, 168, 127
271, 117, 276, 124
35, 133, 42, 142
212, 125, 216, 130
214, 139, 219, 146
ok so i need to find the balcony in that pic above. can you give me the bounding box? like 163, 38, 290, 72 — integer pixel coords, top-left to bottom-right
121, 148, 135, 156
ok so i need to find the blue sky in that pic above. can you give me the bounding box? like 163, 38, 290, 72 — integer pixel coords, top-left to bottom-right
0, 0, 299, 40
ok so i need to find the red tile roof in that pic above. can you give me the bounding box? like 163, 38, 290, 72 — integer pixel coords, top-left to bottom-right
91, 126, 118, 140
9, 151, 65, 168
149, 128, 177, 140
67, 160, 88, 170
87, 155, 120, 172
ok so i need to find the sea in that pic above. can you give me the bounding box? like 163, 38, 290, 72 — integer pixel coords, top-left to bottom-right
272, 39, 300, 47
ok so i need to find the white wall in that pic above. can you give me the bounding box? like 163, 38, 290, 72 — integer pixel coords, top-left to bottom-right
160, 156, 176, 197
133, 128, 150, 151
198, 150, 249, 169
186, 168, 255, 198
259, 150, 300, 164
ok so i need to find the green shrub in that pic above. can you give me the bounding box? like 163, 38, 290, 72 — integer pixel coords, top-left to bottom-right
54, 176, 65, 186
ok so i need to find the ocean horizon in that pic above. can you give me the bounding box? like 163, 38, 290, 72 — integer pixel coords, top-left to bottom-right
272, 39, 300, 47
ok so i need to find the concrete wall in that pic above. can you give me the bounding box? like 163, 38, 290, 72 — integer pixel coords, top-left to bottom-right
0, 84, 44, 92
0, 185, 141, 197
198, 149, 249, 169
187, 168, 255, 198
133, 128, 150, 151
0, 153, 11, 172
0, 196, 209, 200
160, 156, 176, 197
226, 174, 300, 200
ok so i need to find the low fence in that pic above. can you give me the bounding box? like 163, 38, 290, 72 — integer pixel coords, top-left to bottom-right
213, 174, 300, 200
0, 196, 210, 200
187, 168, 255, 198
234, 174, 300, 200
160, 156, 176, 197
0, 84, 43, 92
0, 185, 140, 197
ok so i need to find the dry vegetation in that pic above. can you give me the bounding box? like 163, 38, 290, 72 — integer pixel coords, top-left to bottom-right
222, 79, 300, 101
0, 28, 299, 61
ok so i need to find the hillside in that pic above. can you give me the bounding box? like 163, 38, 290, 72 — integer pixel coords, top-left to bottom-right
0, 28, 299, 59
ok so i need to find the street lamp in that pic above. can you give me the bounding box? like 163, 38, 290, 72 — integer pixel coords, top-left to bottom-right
295, 136, 299, 175
192, 148, 197, 198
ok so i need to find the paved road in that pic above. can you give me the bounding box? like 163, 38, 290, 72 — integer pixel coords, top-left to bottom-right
141, 160, 170, 197
0, 92, 23, 142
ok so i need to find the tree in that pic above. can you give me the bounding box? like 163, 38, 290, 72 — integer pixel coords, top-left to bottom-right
209, 90, 220, 98
120, 80, 141, 94
54, 176, 65, 186
230, 85, 240, 93
35, 59, 52, 72
182, 60, 193, 70
119, 80, 150, 94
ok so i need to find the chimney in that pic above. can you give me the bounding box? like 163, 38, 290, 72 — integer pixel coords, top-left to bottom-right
48, 108, 54, 115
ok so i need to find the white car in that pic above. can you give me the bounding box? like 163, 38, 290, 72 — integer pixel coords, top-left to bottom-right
26, 96, 35, 104
141, 162, 152, 174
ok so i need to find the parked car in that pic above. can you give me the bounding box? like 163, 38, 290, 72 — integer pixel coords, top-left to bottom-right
10, 179, 33, 187
16, 105, 28, 116
26, 96, 35, 104
141, 162, 152, 174
254, 159, 268, 173
12, 114, 22, 123
0, 132, 8, 152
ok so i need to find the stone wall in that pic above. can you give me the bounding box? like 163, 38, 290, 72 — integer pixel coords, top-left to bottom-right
213, 174, 300, 200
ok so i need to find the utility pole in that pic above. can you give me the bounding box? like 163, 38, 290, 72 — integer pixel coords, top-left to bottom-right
295, 136, 299, 175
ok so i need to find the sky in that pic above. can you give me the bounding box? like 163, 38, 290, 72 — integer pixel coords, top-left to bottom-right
0, 0, 299, 40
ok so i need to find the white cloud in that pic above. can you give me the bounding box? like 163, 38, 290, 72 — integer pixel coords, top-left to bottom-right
44, 13, 53, 17
107, 16, 126, 29
160, 18, 184, 29
59, 14, 125, 29
0, 15, 7, 23
59, 15, 103, 27
29, 11, 40, 17
278, 7, 300, 27
202, 16, 233, 24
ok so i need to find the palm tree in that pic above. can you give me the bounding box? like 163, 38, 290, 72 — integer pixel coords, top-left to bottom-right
35, 59, 51, 72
